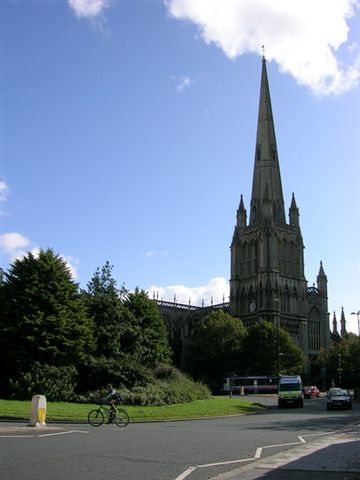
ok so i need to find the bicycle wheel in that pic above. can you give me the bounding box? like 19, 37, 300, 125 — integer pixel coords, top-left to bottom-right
114, 409, 130, 427
88, 409, 104, 427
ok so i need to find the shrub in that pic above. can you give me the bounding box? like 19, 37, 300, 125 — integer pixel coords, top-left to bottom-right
75, 355, 154, 393
73, 365, 210, 406
10, 363, 77, 401
126, 370, 211, 406
153, 363, 183, 381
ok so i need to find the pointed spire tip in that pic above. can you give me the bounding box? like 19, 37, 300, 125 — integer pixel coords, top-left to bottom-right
261, 45, 266, 62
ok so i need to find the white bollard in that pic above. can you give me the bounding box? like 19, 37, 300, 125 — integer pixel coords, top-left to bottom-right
28, 395, 47, 427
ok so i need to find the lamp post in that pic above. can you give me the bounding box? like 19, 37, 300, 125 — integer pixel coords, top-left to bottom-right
337, 354, 342, 388
274, 298, 280, 377
350, 310, 360, 337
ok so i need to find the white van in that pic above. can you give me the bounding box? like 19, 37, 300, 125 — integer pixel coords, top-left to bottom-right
278, 375, 303, 408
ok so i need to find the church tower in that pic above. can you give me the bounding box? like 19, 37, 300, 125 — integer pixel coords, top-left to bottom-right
230, 56, 328, 361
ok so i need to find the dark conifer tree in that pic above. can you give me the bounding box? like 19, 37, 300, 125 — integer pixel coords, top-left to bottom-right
84, 261, 127, 358
0, 249, 94, 387
123, 288, 170, 366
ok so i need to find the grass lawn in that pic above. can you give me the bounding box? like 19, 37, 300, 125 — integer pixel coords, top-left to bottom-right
0, 397, 265, 423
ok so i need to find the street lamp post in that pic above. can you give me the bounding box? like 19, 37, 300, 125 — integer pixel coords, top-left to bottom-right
337, 354, 342, 388
274, 298, 280, 376
351, 310, 360, 337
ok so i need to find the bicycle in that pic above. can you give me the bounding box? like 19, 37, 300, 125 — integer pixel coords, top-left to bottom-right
87, 404, 130, 427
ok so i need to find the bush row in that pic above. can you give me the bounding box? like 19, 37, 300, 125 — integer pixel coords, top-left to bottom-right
7, 361, 210, 405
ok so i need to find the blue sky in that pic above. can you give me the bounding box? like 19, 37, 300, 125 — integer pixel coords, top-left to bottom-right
1, 0, 360, 333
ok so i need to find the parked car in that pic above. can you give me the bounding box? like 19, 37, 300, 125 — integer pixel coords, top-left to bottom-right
326, 388, 352, 410
303, 385, 320, 398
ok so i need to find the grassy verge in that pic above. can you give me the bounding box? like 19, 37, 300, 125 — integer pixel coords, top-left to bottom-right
0, 397, 265, 422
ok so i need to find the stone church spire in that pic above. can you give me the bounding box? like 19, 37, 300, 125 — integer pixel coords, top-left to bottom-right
250, 56, 285, 225
332, 311, 339, 337
229, 55, 329, 373
340, 307, 347, 337
236, 194, 247, 228
289, 192, 300, 227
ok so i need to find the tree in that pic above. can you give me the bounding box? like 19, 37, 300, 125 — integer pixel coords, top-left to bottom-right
183, 310, 246, 390
242, 321, 304, 376
318, 333, 360, 388
122, 288, 170, 366
0, 249, 94, 390
84, 261, 126, 358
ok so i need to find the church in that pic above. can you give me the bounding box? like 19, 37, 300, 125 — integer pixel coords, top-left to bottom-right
157, 56, 331, 372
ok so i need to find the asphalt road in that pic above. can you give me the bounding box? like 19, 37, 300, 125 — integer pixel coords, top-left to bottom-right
1, 396, 359, 480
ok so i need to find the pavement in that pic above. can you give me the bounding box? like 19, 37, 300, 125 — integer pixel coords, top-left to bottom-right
211, 428, 360, 480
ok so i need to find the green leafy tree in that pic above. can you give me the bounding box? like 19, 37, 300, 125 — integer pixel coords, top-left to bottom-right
242, 321, 304, 376
318, 333, 360, 388
183, 310, 246, 390
0, 249, 94, 391
84, 261, 126, 358
122, 288, 170, 366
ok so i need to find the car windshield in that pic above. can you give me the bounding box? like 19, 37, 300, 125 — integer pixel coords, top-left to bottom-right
329, 388, 348, 396
279, 383, 301, 392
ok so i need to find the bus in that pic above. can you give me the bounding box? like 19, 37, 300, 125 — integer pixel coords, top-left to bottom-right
223, 376, 278, 395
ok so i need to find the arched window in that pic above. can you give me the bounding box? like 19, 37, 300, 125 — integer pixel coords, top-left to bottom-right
309, 309, 321, 351
283, 290, 290, 312
291, 292, 297, 314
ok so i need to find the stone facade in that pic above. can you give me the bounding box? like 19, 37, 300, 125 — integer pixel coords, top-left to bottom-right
158, 57, 330, 371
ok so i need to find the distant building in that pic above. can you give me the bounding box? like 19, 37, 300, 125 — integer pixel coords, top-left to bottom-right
157, 57, 331, 372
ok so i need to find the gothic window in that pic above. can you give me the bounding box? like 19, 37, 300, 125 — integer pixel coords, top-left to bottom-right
283, 290, 290, 312
309, 309, 321, 351
241, 288, 246, 313
290, 242, 296, 275
253, 240, 258, 272
280, 239, 286, 273
291, 292, 297, 314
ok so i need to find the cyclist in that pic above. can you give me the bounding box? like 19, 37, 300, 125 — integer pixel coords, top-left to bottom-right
101, 384, 124, 423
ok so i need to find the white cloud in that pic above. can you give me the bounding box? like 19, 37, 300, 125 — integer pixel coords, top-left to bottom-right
166, 0, 360, 95
60, 254, 80, 280
176, 76, 195, 92
0, 232, 39, 263
68, 0, 110, 19
148, 276, 229, 306
145, 249, 169, 258
0, 180, 9, 202
0, 180, 10, 217
0, 233, 78, 280
1, 232, 31, 255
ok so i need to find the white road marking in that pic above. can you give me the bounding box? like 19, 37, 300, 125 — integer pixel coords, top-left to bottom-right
199, 457, 254, 468
174, 430, 345, 480
261, 441, 299, 449
173, 466, 197, 480
38, 430, 89, 437
1, 429, 89, 438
